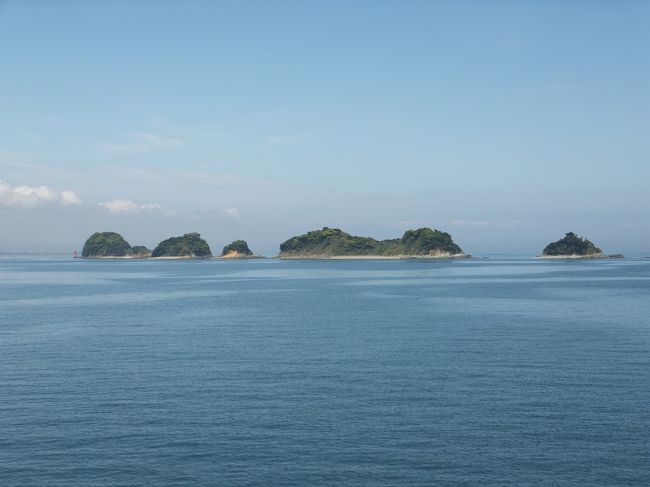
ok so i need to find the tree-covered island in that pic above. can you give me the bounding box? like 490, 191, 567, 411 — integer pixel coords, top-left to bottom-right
151, 233, 212, 258
81, 232, 151, 258
219, 240, 262, 259
278, 227, 466, 258
541, 232, 607, 258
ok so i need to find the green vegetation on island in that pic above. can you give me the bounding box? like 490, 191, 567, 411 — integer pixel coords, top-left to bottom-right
82, 232, 151, 258
279, 227, 465, 258
129, 246, 151, 256
221, 240, 254, 257
542, 232, 603, 257
152, 232, 212, 258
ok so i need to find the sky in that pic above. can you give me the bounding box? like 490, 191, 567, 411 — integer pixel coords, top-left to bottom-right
1, 0, 649, 256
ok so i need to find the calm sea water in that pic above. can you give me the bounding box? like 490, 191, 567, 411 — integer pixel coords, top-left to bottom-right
1, 257, 649, 486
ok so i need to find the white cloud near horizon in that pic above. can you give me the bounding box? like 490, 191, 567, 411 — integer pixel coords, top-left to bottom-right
98, 132, 182, 155
99, 199, 170, 215
0, 180, 81, 207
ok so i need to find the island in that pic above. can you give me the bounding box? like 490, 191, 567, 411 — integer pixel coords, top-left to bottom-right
278, 227, 466, 259
218, 240, 263, 259
81, 232, 151, 258
540, 232, 622, 259
151, 232, 212, 258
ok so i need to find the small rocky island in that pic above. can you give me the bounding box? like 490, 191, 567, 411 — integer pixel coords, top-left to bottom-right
278, 227, 466, 259
218, 240, 262, 259
151, 233, 212, 258
82, 232, 151, 258
541, 232, 622, 259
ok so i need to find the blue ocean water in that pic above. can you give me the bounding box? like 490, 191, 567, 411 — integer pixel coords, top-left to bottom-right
1, 257, 649, 486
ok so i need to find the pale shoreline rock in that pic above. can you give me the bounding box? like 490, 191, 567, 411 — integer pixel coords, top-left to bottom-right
216, 251, 265, 259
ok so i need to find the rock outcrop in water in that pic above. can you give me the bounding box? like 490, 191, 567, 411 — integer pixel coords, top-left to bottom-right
219, 240, 262, 259
82, 232, 151, 258
152, 233, 212, 258
278, 227, 466, 258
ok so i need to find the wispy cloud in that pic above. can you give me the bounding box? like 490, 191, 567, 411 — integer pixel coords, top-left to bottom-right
222, 207, 240, 219
394, 219, 431, 228
98, 132, 182, 155
450, 219, 521, 228
149, 113, 165, 127
99, 199, 171, 215
258, 107, 295, 119
0, 147, 40, 165
262, 131, 318, 146
60, 191, 81, 205
0, 180, 81, 208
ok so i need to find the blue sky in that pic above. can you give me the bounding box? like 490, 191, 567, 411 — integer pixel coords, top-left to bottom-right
1, 1, 649, 255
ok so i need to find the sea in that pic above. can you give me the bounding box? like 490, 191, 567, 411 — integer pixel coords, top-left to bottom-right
1, 255, 649, 486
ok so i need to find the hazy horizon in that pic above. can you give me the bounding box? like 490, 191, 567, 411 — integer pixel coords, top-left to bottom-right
2, 1, 649, 255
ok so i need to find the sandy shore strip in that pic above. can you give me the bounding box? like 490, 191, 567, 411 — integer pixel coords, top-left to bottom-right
81, 256, 150, 260
83, 255, 208, 260
535, 254, 617, 260
278, 254, 469, 260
